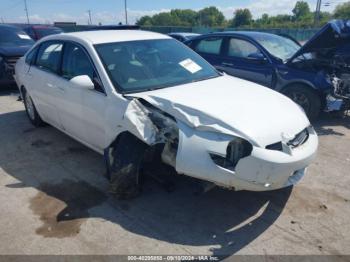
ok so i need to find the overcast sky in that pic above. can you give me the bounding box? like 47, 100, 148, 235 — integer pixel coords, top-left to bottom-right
0, 0, 339, 25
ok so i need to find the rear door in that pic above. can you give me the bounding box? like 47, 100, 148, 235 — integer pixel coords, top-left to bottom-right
221, 37, 274, 87
28, 41, 63, 128
192, 36, 225, 68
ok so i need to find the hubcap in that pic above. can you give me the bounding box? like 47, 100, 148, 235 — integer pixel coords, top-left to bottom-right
290, 92, 310, 113
25, 92, 35, 120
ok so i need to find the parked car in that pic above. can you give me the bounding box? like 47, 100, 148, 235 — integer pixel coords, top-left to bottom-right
168, 32, 200, 42
185, 20, 350, 119
14, 30, 318, 198
0, 24, 34, 86
22, 25, 63, 41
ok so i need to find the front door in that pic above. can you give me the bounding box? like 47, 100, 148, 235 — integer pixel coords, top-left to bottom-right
221, 37, 274, 87
53, 42, 107, 151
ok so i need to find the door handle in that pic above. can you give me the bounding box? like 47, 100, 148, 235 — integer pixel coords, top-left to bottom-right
222, 62, 234, 67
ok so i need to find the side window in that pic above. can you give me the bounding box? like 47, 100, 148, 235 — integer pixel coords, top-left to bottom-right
36, 42, 63, 73
195, 37, 223, 55
228, 38, 261, 58
25, 46, 38, 65
61, 43, 95, 80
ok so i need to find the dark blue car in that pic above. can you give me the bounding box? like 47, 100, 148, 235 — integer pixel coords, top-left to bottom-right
185, 20, 350, 119
0, 24, 34, 86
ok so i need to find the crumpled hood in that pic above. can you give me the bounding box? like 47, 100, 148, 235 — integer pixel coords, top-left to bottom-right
127, 75, 310, 147
288, 19, 350, 62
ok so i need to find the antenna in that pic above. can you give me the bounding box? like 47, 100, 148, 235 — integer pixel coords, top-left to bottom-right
24, 0, 30, 24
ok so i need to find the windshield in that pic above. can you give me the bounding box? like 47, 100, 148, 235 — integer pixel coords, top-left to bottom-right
253, 34, 300, 61
186, 34, 200, 40
0, 28, 34, 47
95, 39, 219, 93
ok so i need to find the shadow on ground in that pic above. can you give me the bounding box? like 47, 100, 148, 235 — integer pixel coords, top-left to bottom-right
313, 112, 350, 136
0, 109, 292, 257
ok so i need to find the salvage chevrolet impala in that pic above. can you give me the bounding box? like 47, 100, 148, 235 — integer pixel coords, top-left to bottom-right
14, 30, 318, 198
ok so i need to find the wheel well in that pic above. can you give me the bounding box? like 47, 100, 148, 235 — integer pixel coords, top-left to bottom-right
281, 82, 324, 103
108, 131, 147, 149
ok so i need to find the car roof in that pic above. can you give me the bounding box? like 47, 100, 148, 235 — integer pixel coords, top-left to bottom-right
0, 24, 22, 31
210, 31, 278, 38
29, 25, 62, 29
43, 30, 170, 44
86, 25, 140, 30
169, 32, 200, 37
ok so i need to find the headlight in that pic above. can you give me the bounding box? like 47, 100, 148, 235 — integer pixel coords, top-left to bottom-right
210, 137, 252, 171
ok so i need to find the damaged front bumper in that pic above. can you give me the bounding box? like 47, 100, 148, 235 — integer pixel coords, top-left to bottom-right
175, 123, 318, 191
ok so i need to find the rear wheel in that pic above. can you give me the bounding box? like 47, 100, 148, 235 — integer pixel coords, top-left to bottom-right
283, 85, 321, 120
23, 88, 45, 127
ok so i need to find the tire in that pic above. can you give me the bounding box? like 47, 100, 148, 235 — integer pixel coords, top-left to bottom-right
283, 85, 321, 120
109, 133, 148, 199
22, 88, 45, 127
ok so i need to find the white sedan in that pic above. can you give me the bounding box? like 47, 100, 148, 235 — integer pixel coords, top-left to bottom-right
14, 30, 318, 198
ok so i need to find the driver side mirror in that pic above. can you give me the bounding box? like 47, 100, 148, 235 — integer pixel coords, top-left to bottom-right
70, 75, 95, 90
247, 52, 268, 63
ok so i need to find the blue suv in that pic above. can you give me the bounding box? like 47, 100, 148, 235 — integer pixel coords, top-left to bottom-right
185, 20, 350, 119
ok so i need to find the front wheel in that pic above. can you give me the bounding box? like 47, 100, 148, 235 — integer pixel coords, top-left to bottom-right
283, 85, 321, 120
23, 88, 45, 127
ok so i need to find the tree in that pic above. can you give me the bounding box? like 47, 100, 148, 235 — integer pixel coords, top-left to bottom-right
231, 8, 252, 27
318, 11, 332, 25
293, 1, 311, 20
334, 2, 350, 19
170, 9, 197, 26
136, 15, 153, 26
150, 12, 178, 26
197, 7, 225, 27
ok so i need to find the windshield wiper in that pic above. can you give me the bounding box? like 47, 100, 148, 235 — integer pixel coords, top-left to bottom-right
190, 74, 220, 83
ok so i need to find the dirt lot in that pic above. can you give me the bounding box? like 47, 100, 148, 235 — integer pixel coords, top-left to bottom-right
0, 88, 349, 257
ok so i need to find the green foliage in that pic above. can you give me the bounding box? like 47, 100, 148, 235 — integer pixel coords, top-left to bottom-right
197, 7, 226, 27
293, 1, 311, 20
334, 2, 350, 19
231, 9, 252, 27
136, 1, 348, 29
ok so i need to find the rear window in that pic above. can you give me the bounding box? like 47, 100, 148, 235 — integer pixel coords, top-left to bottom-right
36, 28, 63, 38
195, 37, 223, 55
0, 27, 34, 47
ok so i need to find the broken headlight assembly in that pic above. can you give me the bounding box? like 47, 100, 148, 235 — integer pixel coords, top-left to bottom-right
146, 106, 179, 168
147, 107, 179, 145
331, 74, 350, 100
210, 137, 253, 171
